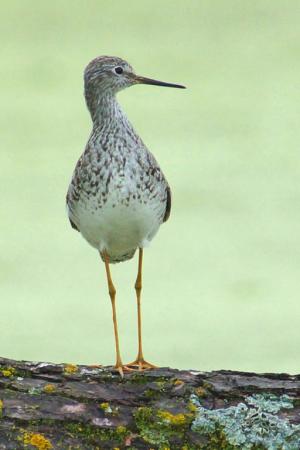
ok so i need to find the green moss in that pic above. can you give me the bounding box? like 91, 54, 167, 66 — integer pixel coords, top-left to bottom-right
134, 406, 195, 448
15, 420, 129, 447
129, 373, 169, 386
144, 388, 164, 400
201, 382, 214, 392
143, 379, 169, 400
64, 422, 129, 445
129, 373, 154, 384
293, 398, 300, 408
155, 380, 168, 389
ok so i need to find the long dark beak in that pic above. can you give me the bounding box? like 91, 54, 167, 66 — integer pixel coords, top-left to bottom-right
134, 75, 186, 89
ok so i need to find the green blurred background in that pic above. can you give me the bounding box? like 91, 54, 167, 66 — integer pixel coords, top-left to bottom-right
1, 1, 299, 373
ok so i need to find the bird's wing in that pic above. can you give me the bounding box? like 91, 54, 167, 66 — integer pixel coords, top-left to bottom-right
66, 154, 84, 232
163, 185, 171, 222
68, 216, 79, 231
144, 148, 171, 223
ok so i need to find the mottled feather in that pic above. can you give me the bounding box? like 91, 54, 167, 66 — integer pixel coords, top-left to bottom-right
66, 56, 175, 263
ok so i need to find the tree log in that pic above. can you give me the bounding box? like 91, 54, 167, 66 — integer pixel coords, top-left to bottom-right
0, 356, 299, 449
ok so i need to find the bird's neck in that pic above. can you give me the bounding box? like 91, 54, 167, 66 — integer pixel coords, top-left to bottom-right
86, 91, 128, 128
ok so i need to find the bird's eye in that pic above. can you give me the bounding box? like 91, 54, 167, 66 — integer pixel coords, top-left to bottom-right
114, 67, 123, 75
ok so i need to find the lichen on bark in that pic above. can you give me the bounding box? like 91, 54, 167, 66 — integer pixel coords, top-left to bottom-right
191, 393, 300, 449
0, 357, 299, 449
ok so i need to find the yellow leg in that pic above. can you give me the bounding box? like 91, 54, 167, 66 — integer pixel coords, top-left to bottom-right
127, 248, 157, 371
103, 251, 125, 377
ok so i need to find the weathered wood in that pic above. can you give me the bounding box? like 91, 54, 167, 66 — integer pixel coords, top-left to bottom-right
0, 356, 299, 449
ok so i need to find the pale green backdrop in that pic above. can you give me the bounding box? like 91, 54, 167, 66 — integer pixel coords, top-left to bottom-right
1, 1, 299, 373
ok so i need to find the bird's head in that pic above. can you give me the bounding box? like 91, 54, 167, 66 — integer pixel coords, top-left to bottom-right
84, 55, 186, 96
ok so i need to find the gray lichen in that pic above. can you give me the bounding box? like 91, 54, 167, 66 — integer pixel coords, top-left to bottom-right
191, 393, 300, 449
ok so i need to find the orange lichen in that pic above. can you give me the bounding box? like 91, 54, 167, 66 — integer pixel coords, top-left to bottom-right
99, 402, 110, 411
64, 364, 78, 374
188, 401, 198, 413
1, 367, 16, 377
43, 384, 56, 393
157, 410, 187, 426
23, 432, 52, 449
195, 386, 207, 397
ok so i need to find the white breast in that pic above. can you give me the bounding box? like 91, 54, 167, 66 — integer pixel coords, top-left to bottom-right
71, 192, 164, 259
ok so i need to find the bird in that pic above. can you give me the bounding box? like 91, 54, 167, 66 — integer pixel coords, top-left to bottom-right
66, 56, 185, 376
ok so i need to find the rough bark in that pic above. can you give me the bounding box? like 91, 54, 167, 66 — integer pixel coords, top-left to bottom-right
0, 356, 299, 449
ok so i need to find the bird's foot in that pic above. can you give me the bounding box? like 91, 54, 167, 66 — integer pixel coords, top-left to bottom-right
125, 357, 158, 371
114, 364, 136, 378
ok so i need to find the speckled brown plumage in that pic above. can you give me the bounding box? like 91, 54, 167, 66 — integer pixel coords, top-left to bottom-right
66, 56, 184, 263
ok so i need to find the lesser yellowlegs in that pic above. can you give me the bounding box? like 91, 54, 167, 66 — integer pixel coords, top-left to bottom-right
66, 56, 185, 375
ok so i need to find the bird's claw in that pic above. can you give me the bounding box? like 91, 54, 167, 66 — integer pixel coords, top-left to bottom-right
125, 358, 158, 371
114, 364, 137, 378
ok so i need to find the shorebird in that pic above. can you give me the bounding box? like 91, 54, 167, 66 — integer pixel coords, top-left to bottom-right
66, 56, 185, 375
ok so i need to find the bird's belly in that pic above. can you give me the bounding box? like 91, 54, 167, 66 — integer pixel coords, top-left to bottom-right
76, 195, 163, 257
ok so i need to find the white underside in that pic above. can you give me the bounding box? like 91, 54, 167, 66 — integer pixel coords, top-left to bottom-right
69, 197, 163, 260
